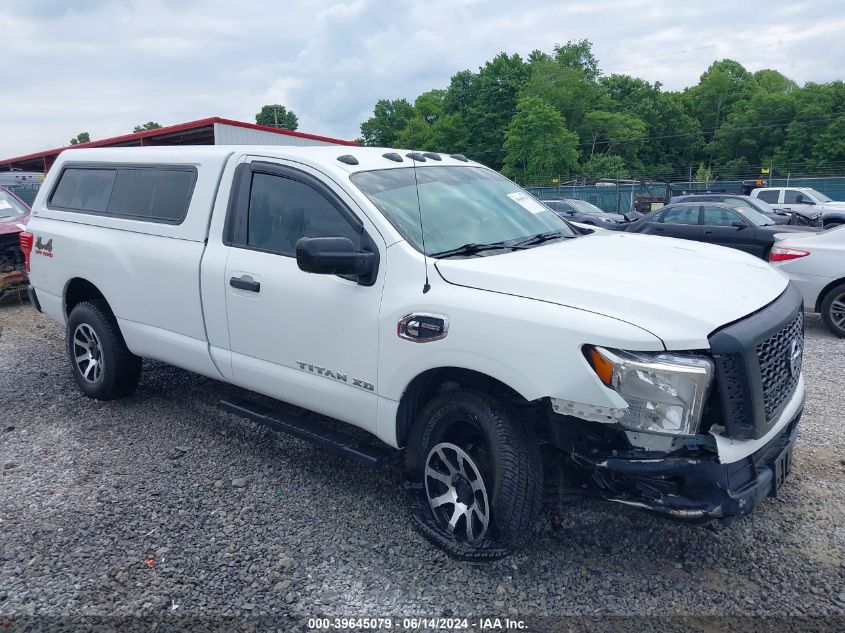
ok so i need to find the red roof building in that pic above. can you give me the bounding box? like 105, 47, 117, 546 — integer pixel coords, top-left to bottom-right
1, 117, 357, 173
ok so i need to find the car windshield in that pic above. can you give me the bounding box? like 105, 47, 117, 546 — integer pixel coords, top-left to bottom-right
351, 166, 577, 256
805, 188, 832, 203
0, 189, 29, 218
734, 205, 774, 226
568, 199, 605, 215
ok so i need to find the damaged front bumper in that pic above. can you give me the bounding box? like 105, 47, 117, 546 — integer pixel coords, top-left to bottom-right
568, 408, 801, 521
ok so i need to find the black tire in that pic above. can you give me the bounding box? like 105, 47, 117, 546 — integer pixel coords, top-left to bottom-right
405, 389, 543, 560
820, 282, 845, 338
66, 301, 142, 400
823, 221, 843, 231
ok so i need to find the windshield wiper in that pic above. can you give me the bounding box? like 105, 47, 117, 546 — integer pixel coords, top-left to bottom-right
514, 230, 571, 247
431, 241, 526, 259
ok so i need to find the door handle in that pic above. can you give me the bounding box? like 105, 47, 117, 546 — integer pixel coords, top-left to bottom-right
230, 276, 260, 292
704, 229, 714, 234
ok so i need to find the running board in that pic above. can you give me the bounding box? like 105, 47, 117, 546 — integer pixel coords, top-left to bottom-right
220, 397, 390, 468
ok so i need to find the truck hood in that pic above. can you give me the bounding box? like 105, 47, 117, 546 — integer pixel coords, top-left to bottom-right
435, 232, 788, 349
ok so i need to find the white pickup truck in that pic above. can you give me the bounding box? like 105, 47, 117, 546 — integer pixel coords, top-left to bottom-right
23, 146, 805, 559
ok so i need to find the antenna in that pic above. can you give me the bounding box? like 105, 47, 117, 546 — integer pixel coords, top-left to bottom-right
409, 155, 431, 294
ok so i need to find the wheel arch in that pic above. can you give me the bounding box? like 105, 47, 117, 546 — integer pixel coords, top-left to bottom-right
394, 366, 530, 449
64, 277, 111, 318
815, 276, 845, 313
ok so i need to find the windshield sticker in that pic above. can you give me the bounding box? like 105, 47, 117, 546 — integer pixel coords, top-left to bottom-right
0, 201, 13, 210
507, 192, 547, 214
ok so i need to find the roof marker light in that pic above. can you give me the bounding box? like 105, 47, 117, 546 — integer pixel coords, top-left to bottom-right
382, 152, 403, 163
337, 154, 359, 165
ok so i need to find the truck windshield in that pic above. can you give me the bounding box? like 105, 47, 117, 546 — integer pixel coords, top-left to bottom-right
350, 166, 576, 256
0, 189, 29, 218
805, 188, 832, 203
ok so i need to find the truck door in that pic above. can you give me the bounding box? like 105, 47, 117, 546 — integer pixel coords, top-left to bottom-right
781, 189, 817, 214
221, 159, 385, 434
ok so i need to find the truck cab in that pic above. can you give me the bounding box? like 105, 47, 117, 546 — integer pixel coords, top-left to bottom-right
23, 146, 806, 558
751, 187, 845, 229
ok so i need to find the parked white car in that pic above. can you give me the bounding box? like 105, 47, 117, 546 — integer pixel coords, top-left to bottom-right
750, 187, 845, 229
23, 146, 805, 558
770, 225, 845, 337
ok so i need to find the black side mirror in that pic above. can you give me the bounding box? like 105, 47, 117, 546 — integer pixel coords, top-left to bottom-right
731, 221, 747, 229
296, 237, 377, 284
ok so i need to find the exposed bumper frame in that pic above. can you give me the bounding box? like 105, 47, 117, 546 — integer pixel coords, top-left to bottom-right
569, 408, 801, 521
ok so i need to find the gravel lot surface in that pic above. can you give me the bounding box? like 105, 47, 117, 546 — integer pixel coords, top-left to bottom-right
1, 301, 844, 628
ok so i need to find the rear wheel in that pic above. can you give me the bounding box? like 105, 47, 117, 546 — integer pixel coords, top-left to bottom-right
405, 389, 543, 560
820, 282, 845, 338
66, 301, 142, 399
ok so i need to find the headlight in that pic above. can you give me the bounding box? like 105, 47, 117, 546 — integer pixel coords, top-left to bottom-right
586, 346, 714, 436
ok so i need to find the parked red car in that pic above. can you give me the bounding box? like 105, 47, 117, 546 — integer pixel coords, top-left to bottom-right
0, 187, 31, 298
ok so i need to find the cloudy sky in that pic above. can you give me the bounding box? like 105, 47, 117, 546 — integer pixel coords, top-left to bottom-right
2, 0, 844, 158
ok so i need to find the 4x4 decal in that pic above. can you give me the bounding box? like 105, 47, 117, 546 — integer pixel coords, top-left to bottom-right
35, 236, 53, 258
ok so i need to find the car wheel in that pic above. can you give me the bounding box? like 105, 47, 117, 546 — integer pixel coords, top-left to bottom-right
820, 282, 845, 338
823, 221, 843, 231
66, 301, 142, 399
405, 389, 543, 560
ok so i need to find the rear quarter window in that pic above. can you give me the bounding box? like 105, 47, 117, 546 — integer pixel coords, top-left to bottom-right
756, 190, 780, 204
49, 165, 197, 224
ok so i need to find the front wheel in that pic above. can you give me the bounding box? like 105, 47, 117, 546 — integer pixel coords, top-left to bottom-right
66, 301, 142, 399
405, 389, 543, 559
820, 282, 845, 338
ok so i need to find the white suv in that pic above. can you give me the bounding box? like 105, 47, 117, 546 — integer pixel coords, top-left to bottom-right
751, 187, 845, 229
22, 146, 806, 558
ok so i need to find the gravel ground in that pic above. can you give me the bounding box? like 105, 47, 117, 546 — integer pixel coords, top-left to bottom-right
1, 301, 844, 628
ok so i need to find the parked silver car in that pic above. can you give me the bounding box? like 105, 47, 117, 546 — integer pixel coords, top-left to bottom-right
770, 225, 845, 337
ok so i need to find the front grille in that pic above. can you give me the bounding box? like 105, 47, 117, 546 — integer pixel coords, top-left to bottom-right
757, 311, 803, 422
709, 284, 804, 440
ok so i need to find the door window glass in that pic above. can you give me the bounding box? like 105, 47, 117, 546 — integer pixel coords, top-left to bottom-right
784, 190, 806, 204
702, 206, 743, 226
659, 206, 699, 225
246, 172, 360, 255
756, 190, 779, 203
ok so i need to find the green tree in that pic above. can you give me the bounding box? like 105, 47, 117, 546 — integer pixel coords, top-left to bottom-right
579, 110, 647, 164
430, 114, 470, 153
522, 60, 607, 132
553, 39, 600, 81
133, 122, 162, 133
394, 116, 434, 150
688, 59, 757, 135
255, 104, 299, 130
579, 154, 628, 179
442, 53, 530, 168
359, 98, 415, 146
69, 132, 90, 145
502, 96, 579, 184
414, 89, 447, 123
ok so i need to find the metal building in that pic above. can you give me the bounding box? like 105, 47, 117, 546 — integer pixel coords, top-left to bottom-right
0, 117, 357, 173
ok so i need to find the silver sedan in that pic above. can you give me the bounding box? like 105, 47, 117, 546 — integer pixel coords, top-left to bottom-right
770, 225, 845, 337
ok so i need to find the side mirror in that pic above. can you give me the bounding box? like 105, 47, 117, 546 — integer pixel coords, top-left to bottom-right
731, 221, 747, 229
802, 198, 815, 205
296, 237, 377, 284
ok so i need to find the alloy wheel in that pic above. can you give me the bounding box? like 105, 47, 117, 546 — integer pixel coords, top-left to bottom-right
424, 442, 490, 544
73, 323, 103, 383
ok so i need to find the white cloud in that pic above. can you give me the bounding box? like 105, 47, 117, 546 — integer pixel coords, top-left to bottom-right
0, 0, 843, 158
